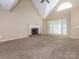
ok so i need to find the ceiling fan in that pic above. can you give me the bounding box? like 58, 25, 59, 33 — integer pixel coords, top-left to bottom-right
41, 0, 50, 3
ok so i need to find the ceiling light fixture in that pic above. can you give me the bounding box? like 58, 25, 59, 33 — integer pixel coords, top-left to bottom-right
57, 2, 72, 11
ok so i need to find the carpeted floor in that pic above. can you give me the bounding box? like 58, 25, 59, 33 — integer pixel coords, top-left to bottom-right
0, 35, 79, 59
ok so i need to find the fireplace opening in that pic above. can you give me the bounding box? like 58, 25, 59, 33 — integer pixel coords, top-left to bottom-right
31, 28, 38, 35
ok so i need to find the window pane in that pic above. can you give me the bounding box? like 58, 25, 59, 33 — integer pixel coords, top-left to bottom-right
48, 19, 67, 35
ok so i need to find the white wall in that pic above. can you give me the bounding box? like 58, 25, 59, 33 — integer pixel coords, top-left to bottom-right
71, 9, 79, 39
0, 0, 43, 41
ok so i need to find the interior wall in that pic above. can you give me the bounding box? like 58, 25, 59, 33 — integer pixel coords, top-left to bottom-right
71, 9, 79, 39
0, 0, 43, 41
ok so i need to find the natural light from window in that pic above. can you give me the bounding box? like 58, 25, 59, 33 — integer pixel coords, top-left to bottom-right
57, 2, 72, 11
48, 18, 67, 35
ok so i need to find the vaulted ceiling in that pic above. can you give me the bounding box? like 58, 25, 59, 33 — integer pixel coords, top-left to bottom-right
32, 0, 79, 19
32, 0, 60, 19
0, 0, 79, 18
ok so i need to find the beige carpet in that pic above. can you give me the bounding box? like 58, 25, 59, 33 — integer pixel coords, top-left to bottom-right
0, 35, 79, 59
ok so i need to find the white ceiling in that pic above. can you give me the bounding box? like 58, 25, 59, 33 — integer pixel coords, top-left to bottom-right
0, 0, 19, 11
46, 0, 79, 19
56, 0, 79, 10
0, 0, 79, 17
32, 0, 79, 19
32, 0, 60, 19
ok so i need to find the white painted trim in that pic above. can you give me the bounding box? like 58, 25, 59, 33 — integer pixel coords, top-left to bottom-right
70, 37, 79, 40
0, 35, 29, 42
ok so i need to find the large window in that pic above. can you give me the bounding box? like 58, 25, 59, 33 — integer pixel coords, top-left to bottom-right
48, 18, 67, 35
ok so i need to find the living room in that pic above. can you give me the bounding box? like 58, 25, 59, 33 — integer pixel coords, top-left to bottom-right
0, 0, 79, 59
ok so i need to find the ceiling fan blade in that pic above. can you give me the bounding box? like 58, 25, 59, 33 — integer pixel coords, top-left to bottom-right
41, 0, 45, 3
46, 0, 49, 3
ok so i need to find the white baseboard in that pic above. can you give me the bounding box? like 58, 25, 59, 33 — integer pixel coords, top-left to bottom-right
0, 35, 29, 42
70, 37, 79, 40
